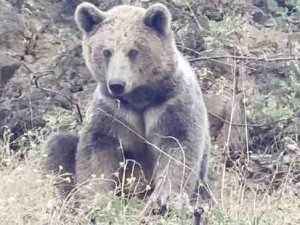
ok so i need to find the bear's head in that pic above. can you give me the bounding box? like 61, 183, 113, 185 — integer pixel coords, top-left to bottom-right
75, 2, 180, 111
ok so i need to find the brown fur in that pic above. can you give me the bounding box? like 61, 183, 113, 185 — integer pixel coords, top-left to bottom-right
80, 5, 175, 99
45, 2, 211, 212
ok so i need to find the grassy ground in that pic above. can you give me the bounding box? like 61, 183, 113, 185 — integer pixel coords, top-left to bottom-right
0, 140, 299, 225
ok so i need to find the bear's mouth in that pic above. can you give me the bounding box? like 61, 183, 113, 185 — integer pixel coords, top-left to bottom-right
117, 78, 177, 112
101, 75, 179, 112
117, 85, 164, 112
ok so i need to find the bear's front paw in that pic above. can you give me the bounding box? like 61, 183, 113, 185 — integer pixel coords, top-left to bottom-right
140, 190, 172, 216
150, 193, 169, 215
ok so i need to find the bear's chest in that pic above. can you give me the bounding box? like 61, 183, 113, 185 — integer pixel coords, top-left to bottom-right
111, 106, 145, 153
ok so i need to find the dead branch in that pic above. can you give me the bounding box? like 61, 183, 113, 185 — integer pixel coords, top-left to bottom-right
33, 71, 83, 123
189, 55, 300, 63
209, 110, 298, 128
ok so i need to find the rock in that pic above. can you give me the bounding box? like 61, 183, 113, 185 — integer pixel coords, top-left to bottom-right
176, 22, 206, 53
196, 3, 224, 22
193, 49, 235, 79
0, 3, 25, 54
0, 70, 48, 142
8, 108, 46, 143
0, 95, 46, 143
203, 94, 227, 139
52, 44, 95, 97
251, 8, 270, 25
24, 55, 35, 63
252, 0, 269, 12
27, 0, 121, 24
8, 0, 25, 10
0, 56, 21, 90
0, 107, 12, 124
86, 0, 121, 10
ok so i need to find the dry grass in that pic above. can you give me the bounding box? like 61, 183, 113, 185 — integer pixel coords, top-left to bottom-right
208, 169, 300, 225
0, 141, 299, 225
0, 153, 58, 225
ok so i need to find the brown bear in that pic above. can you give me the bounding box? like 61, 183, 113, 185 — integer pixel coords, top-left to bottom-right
45, 2, 211, 212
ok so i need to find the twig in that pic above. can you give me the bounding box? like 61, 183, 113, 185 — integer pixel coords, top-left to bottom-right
33, 71, 83, 123
209, 111, 297, 128
189, 55, 300, 63
185, 0, 204, 32
178, 45, 290, 71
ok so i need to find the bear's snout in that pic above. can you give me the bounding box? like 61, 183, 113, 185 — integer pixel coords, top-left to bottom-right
109, 79, 126, 96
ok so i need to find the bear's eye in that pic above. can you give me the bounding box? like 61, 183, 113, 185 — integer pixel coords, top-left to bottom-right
103, 49, 112, 59
128, 49, 139, 60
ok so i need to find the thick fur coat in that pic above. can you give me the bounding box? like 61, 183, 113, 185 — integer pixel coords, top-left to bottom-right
45, 2, 211, 211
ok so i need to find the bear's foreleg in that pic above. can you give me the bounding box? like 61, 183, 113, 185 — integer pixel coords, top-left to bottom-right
145, 101, 206, 212
75, 107, 125, 196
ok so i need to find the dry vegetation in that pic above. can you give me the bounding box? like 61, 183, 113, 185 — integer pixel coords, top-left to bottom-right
0, 127, 299, 225
1, 0, 300, 224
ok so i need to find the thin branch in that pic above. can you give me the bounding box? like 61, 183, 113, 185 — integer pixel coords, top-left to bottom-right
209, 111, 297, 128
189, 55, 300, 63
33, 71, 83, 123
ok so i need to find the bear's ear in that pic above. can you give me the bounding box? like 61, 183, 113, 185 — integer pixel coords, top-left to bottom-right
75, 2, 106, 34
144, 3, 171, 36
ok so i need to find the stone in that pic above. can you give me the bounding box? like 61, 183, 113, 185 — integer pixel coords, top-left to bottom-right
0, 56, 21, 89
0, 3, 25, 54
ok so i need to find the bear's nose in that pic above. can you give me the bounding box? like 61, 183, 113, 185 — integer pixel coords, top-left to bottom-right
109, 80, 126, 95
